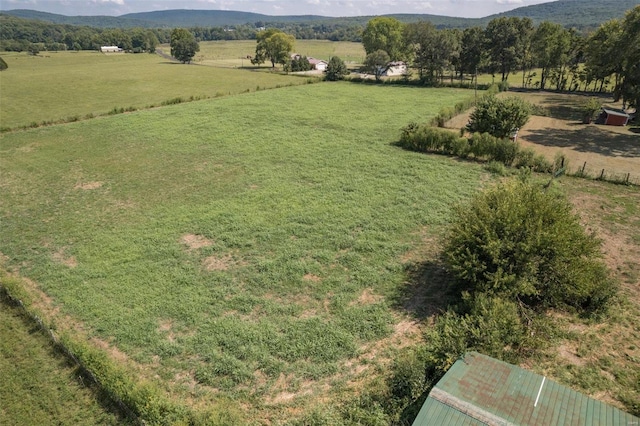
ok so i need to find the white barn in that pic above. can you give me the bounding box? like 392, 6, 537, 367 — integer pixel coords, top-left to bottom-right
100, 46, 123, 53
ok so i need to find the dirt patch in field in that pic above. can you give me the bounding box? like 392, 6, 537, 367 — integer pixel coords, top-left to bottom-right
350, 288, 383, 306
556, 342, 586, 367
203, 255, 234, 271
180, 234, 213, 250
263, 373, 315, 405
568, 185, 640, 299
158, 319, 177, 343
302, 273, 321, 283
89, 336, 130, 364
74, 181, 103, 190
51, 248, 77, 268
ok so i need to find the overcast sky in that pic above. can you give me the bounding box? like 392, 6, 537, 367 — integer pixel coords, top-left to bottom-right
1, 0, 559, 18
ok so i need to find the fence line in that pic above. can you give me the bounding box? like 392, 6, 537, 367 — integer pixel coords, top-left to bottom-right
571, 161, 640, 186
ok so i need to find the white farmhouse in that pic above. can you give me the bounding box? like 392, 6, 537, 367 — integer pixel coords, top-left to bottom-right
382, 61, 407, 77
308, 57, 328, 71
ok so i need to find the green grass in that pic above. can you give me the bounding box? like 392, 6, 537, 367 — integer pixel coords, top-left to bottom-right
194, 40, 366, 68
0, 83, 482, 421
0, 50, 314, 129
0, 292, 126, 425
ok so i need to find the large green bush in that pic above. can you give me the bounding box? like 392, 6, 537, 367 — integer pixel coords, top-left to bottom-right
444, 179, 615, 312
467, 96, 532, 138
398, 124, 467, 155
423, 294, 526, 374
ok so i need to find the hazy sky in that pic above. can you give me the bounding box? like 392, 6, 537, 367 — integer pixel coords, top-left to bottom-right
1, 0, 559, 18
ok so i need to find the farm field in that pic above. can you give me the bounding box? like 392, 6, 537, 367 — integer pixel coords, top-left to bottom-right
2, 44, 639, 422
0, 83, 483, 422
0, 50, 315, 130
0, 40, 365, 130
0, 292, 127, 425
192, 40, 366, 68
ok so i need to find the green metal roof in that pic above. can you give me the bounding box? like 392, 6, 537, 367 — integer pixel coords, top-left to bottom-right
412, 352, 640, 426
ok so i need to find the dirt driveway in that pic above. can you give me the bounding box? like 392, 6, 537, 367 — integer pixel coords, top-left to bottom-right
446, 91, 640, 184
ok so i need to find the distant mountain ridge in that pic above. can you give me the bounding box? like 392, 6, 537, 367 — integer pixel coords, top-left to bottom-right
2, 0, 639, 29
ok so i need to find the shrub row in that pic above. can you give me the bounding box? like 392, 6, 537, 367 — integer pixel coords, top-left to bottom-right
398, 123, 554, 172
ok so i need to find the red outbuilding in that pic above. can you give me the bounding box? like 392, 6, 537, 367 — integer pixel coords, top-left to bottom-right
597, 108, 631, 126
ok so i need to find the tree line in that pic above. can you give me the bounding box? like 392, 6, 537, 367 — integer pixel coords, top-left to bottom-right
0, 14, 362, 53
361, 6, 639, 108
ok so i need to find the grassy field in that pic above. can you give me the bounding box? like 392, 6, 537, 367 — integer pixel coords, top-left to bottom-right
2, 45, 638, 422
0, 292, 127, 425
0, 41, 365, 130
193, 40, 366, 68
0, 83, 482, 422
0, 50, 315, 129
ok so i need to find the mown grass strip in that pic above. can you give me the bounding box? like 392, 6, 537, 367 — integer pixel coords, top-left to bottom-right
0, 283, 127, 425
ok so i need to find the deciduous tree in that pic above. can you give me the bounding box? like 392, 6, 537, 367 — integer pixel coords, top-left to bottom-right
405, 22, 459, 85
363, 49, 390, 81
170, 28, 199, 63
532, 21, 570, 90
619, 6, 640, 108
251, 29, 295, 68
131, 29, 159, 53
362, 17, 406, 61
460, 27, 485, 84
325, 56, 349, 81
484, 17, 526, 82
466, 96, 531, 139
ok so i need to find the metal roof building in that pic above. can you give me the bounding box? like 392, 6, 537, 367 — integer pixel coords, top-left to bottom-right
412, 352, 639, 426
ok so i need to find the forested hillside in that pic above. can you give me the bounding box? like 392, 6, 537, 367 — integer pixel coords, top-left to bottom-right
494, 0, 640, 30
3, 0, 639, 31
1, 9, 156, 28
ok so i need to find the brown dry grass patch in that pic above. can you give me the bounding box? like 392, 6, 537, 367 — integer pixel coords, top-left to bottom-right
51, 248, 77, 268
302, 273, 321, 283
350, 288, 383, 306
202, 255, 234, 271
180, 234, 213, 250
74, 181, 103, 190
